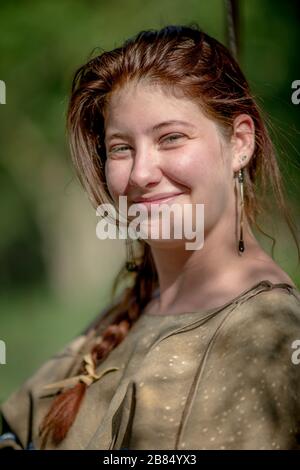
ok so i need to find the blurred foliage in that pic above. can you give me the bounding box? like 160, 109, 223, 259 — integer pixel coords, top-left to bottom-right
0, 0, 299, 400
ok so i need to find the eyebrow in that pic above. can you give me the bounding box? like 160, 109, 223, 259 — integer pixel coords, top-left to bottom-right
105, 120, 196, 143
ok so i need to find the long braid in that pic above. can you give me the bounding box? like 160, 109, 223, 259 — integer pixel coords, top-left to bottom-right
39, 244, 157, 448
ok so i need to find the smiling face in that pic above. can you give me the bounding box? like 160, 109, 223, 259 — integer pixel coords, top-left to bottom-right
104, 81, 237, 246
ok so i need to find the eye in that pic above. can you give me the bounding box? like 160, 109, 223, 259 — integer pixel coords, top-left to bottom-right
108, 144, 131, 156
161, 133, 184, 144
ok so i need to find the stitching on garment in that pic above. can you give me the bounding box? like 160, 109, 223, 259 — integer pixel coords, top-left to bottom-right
145, 281, 276, 355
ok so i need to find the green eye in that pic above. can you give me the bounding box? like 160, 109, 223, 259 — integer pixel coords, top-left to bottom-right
109, 145, 130, 154
163, 134, 183, 143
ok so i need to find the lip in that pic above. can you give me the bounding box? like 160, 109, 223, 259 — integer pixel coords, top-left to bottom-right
132, 192, 184, 206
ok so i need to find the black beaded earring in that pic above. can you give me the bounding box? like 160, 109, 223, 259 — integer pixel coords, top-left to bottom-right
237, 159, 246, 255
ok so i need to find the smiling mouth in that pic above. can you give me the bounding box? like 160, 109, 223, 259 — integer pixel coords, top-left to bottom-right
132, 193, 185, 207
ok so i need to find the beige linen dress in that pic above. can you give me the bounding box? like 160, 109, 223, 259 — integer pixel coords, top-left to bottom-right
1, 280, 300, 450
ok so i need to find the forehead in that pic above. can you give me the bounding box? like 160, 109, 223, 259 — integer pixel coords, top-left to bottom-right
104, 81, 207, 135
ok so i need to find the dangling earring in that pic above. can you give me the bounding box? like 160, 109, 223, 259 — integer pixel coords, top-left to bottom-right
237, 166, 245, 255
125, 237, 139, 272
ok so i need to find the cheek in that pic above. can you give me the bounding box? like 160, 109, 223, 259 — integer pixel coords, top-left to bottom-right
163, 145, 217, 189
105, 161, 131, 197
168, 144, 229, 209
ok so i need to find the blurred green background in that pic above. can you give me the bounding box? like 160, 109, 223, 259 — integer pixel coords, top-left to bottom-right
0, 0, 299, 402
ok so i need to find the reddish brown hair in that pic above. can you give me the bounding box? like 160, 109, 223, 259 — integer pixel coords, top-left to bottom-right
39, 24, 299, 448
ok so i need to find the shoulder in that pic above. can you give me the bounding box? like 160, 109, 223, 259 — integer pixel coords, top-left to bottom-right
211, 283, 300, 376
223, 283, 300, 332
0, 295, 122, 449
187, 284, 300, 449
1, 293, 122, 401
0, 333, 88, 449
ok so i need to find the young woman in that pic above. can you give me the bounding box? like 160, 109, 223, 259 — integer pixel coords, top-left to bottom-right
1, 24, 300, 450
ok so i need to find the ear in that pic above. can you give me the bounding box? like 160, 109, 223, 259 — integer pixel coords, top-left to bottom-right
231, 114, 255, 173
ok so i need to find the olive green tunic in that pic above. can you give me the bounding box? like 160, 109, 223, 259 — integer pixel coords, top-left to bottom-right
1, 280, 300, 450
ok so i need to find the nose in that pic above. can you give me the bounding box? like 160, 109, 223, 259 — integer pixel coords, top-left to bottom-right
128, 145, 162, 189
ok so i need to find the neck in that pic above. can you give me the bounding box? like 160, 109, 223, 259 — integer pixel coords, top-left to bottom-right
148, 215, 265, 314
